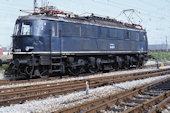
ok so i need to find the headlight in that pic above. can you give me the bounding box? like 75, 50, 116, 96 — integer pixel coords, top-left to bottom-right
25, 46, 34, 51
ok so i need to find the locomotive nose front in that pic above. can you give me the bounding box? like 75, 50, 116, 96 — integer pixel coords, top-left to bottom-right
13, 20, 34, 52
13, 18, 52, 53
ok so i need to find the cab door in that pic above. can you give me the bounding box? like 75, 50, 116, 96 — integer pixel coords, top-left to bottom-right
51, 22, 61, 54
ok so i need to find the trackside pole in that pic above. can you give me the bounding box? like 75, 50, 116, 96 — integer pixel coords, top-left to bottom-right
86, 81, 89, 95
156, 60, 160, 69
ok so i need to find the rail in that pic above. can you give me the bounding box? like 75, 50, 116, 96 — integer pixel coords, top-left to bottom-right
56, 78, 170, 113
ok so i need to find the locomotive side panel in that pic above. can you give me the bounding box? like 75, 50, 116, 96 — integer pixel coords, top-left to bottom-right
60, 22, 99, 54
57, 21, 147, 55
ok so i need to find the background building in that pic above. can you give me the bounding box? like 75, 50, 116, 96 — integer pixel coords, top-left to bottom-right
148, 44, 170, 51
0, 47, 3, 55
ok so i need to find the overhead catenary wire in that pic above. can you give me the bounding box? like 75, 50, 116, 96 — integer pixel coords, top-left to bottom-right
107, 0, 170, 18
90, 0, 170, 35
92, 0, 170, 23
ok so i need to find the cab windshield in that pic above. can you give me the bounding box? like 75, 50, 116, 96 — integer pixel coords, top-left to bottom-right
13, 22, 32, 36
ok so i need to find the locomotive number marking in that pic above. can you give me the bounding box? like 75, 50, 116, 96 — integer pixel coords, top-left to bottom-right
110, 44, 115, 49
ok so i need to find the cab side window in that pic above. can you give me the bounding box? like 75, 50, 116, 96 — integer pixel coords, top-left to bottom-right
21, 23, 31, 35
52, 22, 58, 37
136, 33, 139, 41
144, 32, 146, 40
61, 23, 81, 37
125, 31, 130, 40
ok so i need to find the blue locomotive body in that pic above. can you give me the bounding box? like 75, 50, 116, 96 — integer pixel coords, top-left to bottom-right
13, 16, 147, 55
8, 15, 148, 78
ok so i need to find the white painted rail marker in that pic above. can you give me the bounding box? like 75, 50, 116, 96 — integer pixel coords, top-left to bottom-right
86, 81, 89, 95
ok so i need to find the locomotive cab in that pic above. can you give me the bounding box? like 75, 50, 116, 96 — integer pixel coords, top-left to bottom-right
7, 17, 61, 78
12, 17, 54, 53
13, 20, 33, 52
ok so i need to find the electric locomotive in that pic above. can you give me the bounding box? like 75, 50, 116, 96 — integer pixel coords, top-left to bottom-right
1, 6, 149, 78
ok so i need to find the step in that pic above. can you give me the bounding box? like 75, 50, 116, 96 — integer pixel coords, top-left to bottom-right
51, 70, 62, 73
52, 63, 62, 66
51, 57, 62, 59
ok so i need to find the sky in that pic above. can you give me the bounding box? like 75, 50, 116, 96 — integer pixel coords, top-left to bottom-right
0, 0, 170, 47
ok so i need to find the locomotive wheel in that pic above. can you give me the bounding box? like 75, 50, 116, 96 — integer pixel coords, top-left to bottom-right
4, 62, 15, 75
40, 70, 49, 78
25, 66, 34, 79
68, 67, 84, 76
138, 61, 144, 68
88, 65, 98, 74
68, 67, 79, 76
124, 62, 130, 69
112, 62, 120, 71
124, 56, 131, 69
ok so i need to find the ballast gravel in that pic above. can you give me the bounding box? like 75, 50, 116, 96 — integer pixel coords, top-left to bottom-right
0, 71, 5, 80
162, 104, 170, 113
0, 74, 169, 113
144, 60, 161, 65
0, 65, 170, 89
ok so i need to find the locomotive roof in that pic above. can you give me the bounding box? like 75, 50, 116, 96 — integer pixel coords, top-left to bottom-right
18, 15, 146, 32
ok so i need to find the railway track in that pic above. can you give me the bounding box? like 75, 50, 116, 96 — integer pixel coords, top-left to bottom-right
0, 77, 58, 86
0, 62, 168, 86
57, 77, 170, 113
0, 68, 170, 107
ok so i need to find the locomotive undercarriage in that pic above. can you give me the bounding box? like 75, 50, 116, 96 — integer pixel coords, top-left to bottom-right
4, 53, 148, 79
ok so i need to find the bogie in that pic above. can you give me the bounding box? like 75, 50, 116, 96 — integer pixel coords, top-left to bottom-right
4, 53, 148, 79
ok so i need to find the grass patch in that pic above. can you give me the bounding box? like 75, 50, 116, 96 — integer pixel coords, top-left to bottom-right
0, 64, 8, 71
0, 55, 12, 71
148, 51, 170, 62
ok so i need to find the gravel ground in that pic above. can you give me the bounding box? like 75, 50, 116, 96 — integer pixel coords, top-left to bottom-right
162, 104, 170, 113
145, 60, 170, 66
0, 65, 170, 89
0, 74, 169, 113
0, 71, 4, 79
144, 60, 160, 65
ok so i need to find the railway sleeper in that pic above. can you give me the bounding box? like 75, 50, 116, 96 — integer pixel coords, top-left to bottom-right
100, 82, 170, 113
61, 78, 170, 113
